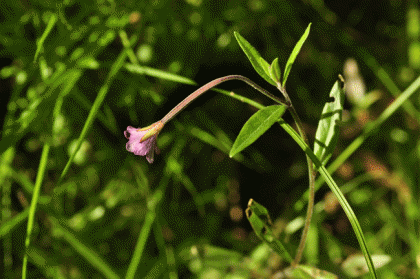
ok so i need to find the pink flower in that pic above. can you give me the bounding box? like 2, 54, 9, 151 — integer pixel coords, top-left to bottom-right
124, 121, 164, 163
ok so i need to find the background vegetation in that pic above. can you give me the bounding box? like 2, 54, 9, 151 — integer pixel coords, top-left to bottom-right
0, 0, 419, 278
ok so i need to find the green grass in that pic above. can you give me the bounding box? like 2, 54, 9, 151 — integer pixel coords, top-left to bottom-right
0, 1, 420, 278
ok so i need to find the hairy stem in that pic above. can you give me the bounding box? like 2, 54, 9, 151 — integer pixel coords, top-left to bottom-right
161, 75, 287, 124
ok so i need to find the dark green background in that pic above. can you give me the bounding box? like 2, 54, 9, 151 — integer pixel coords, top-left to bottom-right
0, 0, 418, 278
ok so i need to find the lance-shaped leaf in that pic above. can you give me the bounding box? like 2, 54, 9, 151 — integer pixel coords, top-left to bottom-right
283, 23, 312, 88
270, 58, 281, 84
246, 199, 293, 262
229, 105, 286, 158
234, 32, 276, 86
259, 57, 272, 79
314, 76, 345, 167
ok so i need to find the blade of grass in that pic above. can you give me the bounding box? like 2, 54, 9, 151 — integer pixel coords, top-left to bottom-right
296, 73, 420, 210
330, 74, 420, 173
119, 30, 139, 65
26, 246, 59, 276
313, 11, 420, 123
144, 258, 166, 279
124, 63, 197, 85
356, 47, 420, 123
68, 88, 118, 134
125, 64, 265, 109
277, 119, 377, 278
34, 13, 58, 62
50, 217, 120, 279
125, 189, 164, 279
0, 66, 69, 155
165, 246, 177, 279
0, 209, 29, 239
57, 47, 127, 186
22, 144, 50, 279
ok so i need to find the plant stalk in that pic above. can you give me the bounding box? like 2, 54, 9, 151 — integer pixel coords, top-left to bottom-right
160, 75, 313, 265
278, 85, 316, 266
161, 75, 287, 124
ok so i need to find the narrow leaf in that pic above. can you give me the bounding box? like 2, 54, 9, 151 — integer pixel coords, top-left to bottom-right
0, 209, 29, 239
270, 58, 281, 83
34, 13, 58, 62
259, 56, 272, 78
51, 218, 120, 279
276, 119, 378, 277
283, 23, 312, 87
234, 32, 276, 86
230, 105, 286, 157
246, 199, 292, 262
124, 63, 197, 85
314, 76, 345, 167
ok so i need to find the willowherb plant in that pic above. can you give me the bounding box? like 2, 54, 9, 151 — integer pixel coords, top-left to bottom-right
124, 23, 378, 278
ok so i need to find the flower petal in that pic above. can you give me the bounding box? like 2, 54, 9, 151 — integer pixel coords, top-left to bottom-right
124, 122, 163, 163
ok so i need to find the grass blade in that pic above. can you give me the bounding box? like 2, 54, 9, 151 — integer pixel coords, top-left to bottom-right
0, 209, 29, 239
51, 217, 120, 279
22, 144, 50, 279
124, 63, 197, 85
58, 47, 127, 185
125, 190, 163, 279
277, 119, 377, 278
34, 13, 58, 62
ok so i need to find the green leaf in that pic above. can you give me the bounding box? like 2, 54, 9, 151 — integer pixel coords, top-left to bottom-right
234, 32, 276, 86
314, 76, 345, 167
229, 105, 286, 157
246, 199, 292, 262
34, 13, 58, 62
270, 58, 281, 83
124, 63, 197, 85
259, 56, 272, 78
283, 23, 312, 87
0, 209, 29, 239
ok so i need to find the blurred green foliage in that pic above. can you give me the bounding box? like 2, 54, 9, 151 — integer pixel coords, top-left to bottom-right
1, 0, 420, 278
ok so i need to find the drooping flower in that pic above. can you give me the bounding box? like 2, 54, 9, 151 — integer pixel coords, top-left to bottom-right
124, 121, 164, 163
124, 76, 287, 163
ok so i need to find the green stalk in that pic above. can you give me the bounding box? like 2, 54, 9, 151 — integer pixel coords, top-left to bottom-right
277, 85, 316, 266
161, 75, 287, 124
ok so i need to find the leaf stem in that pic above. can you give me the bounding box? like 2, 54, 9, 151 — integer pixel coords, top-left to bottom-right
161, 75, 287, 124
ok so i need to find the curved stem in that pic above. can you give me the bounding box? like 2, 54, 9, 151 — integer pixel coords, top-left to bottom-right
160, 75, 314, 265
161, 75, 287, 124
279, 85, 316, 266
290, 105, 316, 266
